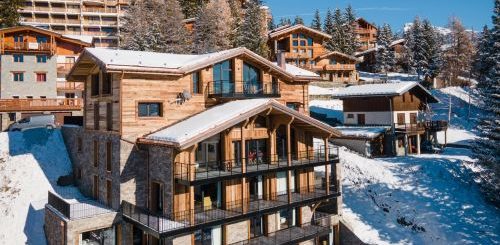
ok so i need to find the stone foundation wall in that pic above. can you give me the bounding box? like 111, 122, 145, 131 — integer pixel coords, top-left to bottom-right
148, 145, 174, 214
65, 211, 118, 245
44, 206, 66, 245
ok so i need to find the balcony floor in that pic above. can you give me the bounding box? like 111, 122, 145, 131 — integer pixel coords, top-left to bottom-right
238, 224, 330, 245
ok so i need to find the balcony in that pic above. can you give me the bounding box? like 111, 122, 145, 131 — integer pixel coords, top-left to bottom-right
207, 81, 280, 100
284, 52, 311, 60
57, 82, 84, 91
0, 98, 83, 112
424, 120, 448, 132
322, 64, 356, 71
57, 62, 75, 73
2, 41, 53, 53
121, 184, 338, 237
175, 148, 339, 185
47, 192, 114, 220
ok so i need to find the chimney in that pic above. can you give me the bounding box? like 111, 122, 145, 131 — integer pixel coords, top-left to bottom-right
277, 51, 286, 70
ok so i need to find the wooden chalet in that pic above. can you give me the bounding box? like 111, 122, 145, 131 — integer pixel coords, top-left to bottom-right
353, 18, 378, 52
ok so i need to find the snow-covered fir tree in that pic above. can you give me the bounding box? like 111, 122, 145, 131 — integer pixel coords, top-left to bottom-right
311, 9, 322, 31
228, 0, 243, 46
120, 0, 191, 53
422, 19, 442, 80
294, 16, 304, 25
178, 0, 203, 18
194, 0, 233, 53
473, 26, 494, 82
0, 0, 22, 27
343, 4, 359, 54
473, 0, 500, 208
324, 8, 345, 52
375, 23, 395, 74
278, 17, 291, 27
441, 17, 476, 86
236, 0, 269, 57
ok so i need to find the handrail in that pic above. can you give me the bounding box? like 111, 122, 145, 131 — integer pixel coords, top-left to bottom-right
3, 41, 52, 51
0, 98, 83, 111
207, 80, 280, 98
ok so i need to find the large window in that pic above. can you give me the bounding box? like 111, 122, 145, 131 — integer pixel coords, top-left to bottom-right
246, 139, 267, 165
91, 73, 99, 96
138, 102, 162, 117
192, 71, 201, 94
13, 54, 23, 63
213, 60, 233, 94
243, 62, 261, 94
36, 36, 48, 43
102, 73, 112, 95
14, 35, 23, 42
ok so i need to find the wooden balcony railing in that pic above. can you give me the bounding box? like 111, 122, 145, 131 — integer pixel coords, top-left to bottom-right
57, 63, 75, 73
57, 82, 84, 91
323, 64, 356, 71
0, 98, 82, 112
285, 52, 312, 59
2, 42, 52, 52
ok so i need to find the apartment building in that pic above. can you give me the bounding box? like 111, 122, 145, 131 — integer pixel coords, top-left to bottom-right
45, 47, 344, 245
268, 24, 359, 86
353, 18, 378, 52
0, 25, 89, 130
17, 0, 130, 47
332, 82, 448, 156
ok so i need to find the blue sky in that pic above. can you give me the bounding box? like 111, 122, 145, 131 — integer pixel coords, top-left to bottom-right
264, 0, 494, 32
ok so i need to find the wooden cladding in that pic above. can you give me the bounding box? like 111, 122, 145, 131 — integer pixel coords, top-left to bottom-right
93, 103, 100, 130
343, 91, 423, 112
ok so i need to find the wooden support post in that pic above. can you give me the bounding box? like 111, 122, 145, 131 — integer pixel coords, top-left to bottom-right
189, 146, 196, 225
417, 134, 421, 155
404, 134, 409, 156
241, 122, 247, 213
324, 137, 330, 195
286, 123, 292, 204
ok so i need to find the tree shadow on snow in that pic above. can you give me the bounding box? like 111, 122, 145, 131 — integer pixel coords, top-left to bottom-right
23, 202, 47, 245
343, 149, 500, 244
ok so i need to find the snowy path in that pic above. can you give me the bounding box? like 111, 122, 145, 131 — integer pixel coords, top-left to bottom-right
340, 147, 500, 245
0, 129, 81, 245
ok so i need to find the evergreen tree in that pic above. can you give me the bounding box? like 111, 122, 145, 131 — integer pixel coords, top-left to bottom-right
228, 0, 243, 47
324, 8, 345, 52
0, 0, 22, 28
236, 0, 269, 57
343, 4, 359, 54
120, 0, 191, 53
473, 0, 500, 207
294, 15, 304, 25
422, 19, 442, 80
412, 17, 428, 79
375, 24, 395, 74
178, 0, 203, 19
473, 26, 494, 82
311, 9, 322, 31
194, 0, 233, 53
268, 17, 276, 30
323, 9, 334, 36
278, 17, 291, 27
441, 17, 475, 85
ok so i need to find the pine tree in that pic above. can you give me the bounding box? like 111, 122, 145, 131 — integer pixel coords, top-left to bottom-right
294, 16, 304, 25
324, 8, 345, 52
473, 26, 494, 82
412, 17, 428, 79
375, 24, 395, 74
343, 4, 359, 54
278, 17, 291, 27
236, 0, 269, 57
268, 17, 276, 30
194, 0, 233, 53
228, 0, 243, 47
422, 19, 442, 80
311, 9, 322, 31
441, 17, 475, 86
178, 0, 204, 19
0, 0, 23, 28
120, 0, 191, 53
473, 0, 500, 207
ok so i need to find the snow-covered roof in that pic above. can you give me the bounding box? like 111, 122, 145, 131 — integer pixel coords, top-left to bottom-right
62, 34, 94, 44
0, 25, 91, 45
317, 51, 359, 62
272, 62, 319, 77
268, 24, 332, 39
142, 99, 340, 149
335, 126, 389, 139
355, 39, 406, 57
391, 38, 405, 46
73, 47, 321, 82
333, 82, 439, 102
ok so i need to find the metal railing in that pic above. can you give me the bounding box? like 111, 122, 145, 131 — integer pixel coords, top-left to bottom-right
47, 191, 114, 220
424, 120, 448, 131
121, 186, 335, 235
207, 81, 280, 99
0, 98, 82, 112
393, 123, 426, 133
174, 147, 338, 182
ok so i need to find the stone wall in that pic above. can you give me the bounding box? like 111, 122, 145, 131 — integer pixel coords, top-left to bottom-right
44, 206, 66, 245
65, 211, 118, 245
148, 145, 174, 214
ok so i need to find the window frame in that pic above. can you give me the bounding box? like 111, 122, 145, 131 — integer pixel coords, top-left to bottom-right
36, 72, 47, 82
13, 54, 24, 63
137, 102, 163, 118
13, 72, 24, 82
36, 55, 47, 63
192, 71, 202, 94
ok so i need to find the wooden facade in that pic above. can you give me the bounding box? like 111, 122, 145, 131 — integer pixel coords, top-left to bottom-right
353, 18, 378, 51
268, 25, 359, 86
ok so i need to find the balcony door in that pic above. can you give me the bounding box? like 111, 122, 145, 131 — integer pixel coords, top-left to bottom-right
246, 139, 267, 167
213, 60, 233, 94
196, 140, 220, 172
243, 62, 261, 94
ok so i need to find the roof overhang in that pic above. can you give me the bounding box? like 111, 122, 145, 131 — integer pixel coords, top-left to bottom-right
316, 51, 360, 63
333, 83, 440, 103
269, 24, 332, 40
138, 99, 341, 150
0, 25, 91, 46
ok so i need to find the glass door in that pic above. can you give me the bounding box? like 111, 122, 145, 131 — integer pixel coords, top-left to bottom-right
243, 62, 261, 95
213, 60, 233, 94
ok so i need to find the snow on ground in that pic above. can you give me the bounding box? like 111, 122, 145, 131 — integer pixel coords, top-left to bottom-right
339, 147, 499, 244
0, 129, 82, 245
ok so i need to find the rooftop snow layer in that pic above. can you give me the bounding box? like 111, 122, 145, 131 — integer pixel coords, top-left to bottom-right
333, 82, 419, 97
147, 99, 272, 145
85, 47, 239, 69
272, 62, 319, 77
335, 126, 389, 139
62, 34, 93, 44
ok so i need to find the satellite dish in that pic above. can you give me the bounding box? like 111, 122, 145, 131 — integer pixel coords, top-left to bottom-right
182, 89, 192, 100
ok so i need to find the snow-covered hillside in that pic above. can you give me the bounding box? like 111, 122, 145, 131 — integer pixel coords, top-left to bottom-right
310, 81, 500, 244
0, 129, 81, 245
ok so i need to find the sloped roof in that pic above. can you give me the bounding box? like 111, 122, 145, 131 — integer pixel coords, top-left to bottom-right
355, 18, 378, 29
0, 25, 92, 46
141, 99, 340, 149
272, 62, 319, 77
316, 51, 359, 62
70, 47, 322, 82
333, 82, 439, 103
334, 126, 390, 139
268, 24, 332, 40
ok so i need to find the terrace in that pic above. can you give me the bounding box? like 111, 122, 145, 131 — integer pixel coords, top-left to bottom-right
0, 98, 83, 112
207, 81, 281, 99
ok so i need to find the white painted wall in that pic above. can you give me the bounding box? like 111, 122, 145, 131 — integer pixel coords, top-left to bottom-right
211, 225, 222, 245
343, 110, 420, 125
277, 171, 287, 194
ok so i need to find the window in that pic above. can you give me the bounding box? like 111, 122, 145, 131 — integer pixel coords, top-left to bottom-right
94, 103, 100, 130
212, 60, 233, 94
13, 72, 24, 82
65, 93, 75, 98
402, 94, 406, 102
292, 40, 298, 46
192, 72, 201, 94
8, 113, 16, 122
410, 94, 414, 102
138, 102, 162, 117
254, 116, 267, 128
91, 73, 100, 96
36, 55, 47, 63
13, 54, 23, 62
299, 40, 306, 46
40, 96, 46, 100
106, 102, 112, 131
77, 137, 82, 152
410, 113, 417, 124
102, 73, 112, 95
106, 141, 112, 172
93, 140, 99, 167
26, 96, 33, 100
330, 59, 337, 65
357, 114, 366, 125
286, 102, 300, 111
36, 73, 47, 82
347, 114, 354, 119
14, 35, 23, 42
36, 36, 48, 43
307, 37, 313, 46
243, 62, 261, 93
92, 175, 99, 199
106, 180, 112, 206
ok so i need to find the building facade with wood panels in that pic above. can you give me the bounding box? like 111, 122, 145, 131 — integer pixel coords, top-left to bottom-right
268, 25, 359, 86
0, 26, 89, 130
47, 47, 344, 245
353, 18, 378, 52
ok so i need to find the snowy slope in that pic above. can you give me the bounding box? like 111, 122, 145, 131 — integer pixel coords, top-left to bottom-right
0, 129, 81, 245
